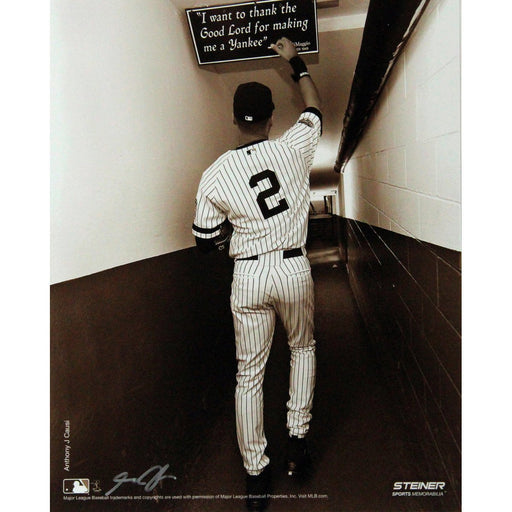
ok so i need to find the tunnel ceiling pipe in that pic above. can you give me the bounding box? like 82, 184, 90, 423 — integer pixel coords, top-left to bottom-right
334, 0, 431, 173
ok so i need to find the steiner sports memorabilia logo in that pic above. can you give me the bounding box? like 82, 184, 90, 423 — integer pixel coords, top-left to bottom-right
392, 481, 446, 497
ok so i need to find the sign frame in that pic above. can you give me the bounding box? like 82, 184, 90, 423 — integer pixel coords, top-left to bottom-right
186, 0, 319, 66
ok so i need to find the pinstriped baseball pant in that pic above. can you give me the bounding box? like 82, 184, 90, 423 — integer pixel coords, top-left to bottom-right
230, 250, 316, 476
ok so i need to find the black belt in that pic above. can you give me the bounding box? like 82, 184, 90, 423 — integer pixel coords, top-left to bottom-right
237, 248, 303, 261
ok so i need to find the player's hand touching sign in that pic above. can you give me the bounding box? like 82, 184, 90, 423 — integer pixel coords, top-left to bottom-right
270, 37, 298, 61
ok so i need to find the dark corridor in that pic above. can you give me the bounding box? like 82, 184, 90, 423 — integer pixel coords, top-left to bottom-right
50, 218, 460, 512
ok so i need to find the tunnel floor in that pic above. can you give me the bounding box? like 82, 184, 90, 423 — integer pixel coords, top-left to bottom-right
159, 238, 443, 512
52, 235, 447, 512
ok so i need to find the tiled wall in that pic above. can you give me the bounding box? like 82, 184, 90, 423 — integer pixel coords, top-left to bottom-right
338, 3, 462, 503
343, 217, 461, 509
341, 0, 461, 251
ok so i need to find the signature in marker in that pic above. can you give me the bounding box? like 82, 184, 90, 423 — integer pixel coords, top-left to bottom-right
105, 464, 177, 496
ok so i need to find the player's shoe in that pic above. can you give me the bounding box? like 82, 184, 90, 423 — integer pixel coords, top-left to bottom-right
286, 435, 311, 477
246, 465, 271, 511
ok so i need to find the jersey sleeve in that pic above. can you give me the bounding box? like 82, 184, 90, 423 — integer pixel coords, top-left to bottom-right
277, 108, 322, 170
192, 186, 226, 239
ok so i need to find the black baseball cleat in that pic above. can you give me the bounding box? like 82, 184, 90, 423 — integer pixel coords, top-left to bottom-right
286, 435, 311, 478
246, 465, 271, 511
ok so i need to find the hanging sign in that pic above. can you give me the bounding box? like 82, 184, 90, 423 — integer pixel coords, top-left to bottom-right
186, 0, 318, 65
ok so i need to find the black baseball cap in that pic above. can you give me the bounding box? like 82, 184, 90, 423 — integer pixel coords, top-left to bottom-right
233, 82, 274, 123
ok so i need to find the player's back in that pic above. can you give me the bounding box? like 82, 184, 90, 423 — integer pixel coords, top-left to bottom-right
194, 108, 322, 259
210, 138, 310, 258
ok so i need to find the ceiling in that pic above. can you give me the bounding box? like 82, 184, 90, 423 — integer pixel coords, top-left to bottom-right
175, 0, 370, 190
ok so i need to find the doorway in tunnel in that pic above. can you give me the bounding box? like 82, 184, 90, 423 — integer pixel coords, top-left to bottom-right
308, 191, 337, 247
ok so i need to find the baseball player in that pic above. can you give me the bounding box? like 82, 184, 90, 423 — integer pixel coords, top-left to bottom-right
192, 37, 322, 511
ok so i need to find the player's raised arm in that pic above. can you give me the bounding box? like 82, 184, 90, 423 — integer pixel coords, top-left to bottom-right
270, 37, 321, 111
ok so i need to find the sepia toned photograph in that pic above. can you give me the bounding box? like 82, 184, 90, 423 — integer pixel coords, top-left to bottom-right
50, 0, 462, 510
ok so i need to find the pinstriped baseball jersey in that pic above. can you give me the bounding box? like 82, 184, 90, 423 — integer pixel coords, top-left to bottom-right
192, 108, 322, 258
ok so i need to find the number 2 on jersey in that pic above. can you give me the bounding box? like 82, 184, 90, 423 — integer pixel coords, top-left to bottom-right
249, 169, 290, 219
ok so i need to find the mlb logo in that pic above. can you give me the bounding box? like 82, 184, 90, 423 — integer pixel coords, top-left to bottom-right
63, 479, 90, 494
